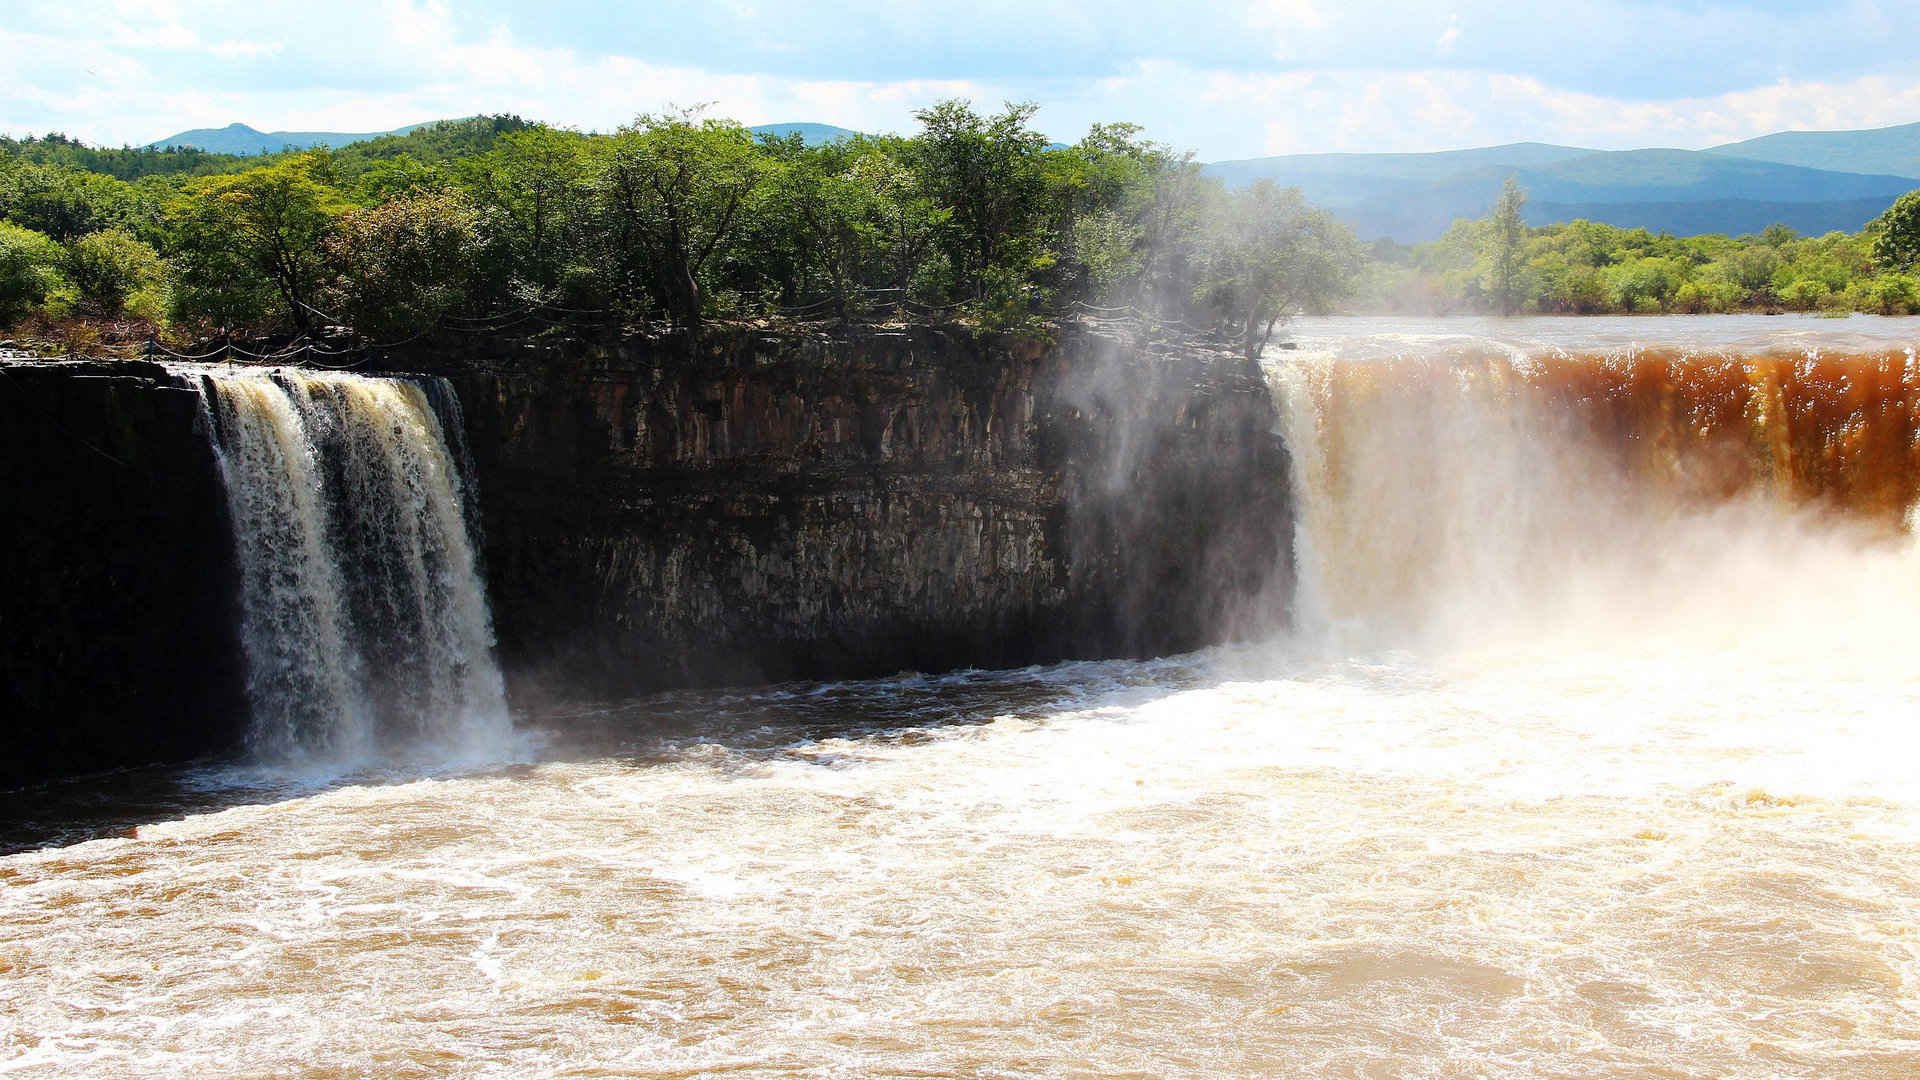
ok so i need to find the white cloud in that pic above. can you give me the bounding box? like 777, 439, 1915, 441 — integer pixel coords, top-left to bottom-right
5, 3, 1920, 159
206, 39, 284, 60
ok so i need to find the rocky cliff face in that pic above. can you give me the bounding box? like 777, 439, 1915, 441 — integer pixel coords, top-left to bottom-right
0, 326, 1293, 783
0, 359, 247, 785
405, 324, 1294, 703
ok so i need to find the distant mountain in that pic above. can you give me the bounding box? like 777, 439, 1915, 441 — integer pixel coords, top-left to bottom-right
748, 122, 862, 144
1210, 134, 1920, 243
149, 121, 435, 155
1526, 196, 1901, 239
1345, 150, 1916, 242
1710, 122, 1920, 180
1203, 142, 1594, 207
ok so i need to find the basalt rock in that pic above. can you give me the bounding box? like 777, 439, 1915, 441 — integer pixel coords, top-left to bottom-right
0, 325, 1293, 783
0, 359, 248, 785
395, 323, 1293, 703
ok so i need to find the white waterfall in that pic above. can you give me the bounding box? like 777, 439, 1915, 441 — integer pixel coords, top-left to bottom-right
196, 368, 511, 764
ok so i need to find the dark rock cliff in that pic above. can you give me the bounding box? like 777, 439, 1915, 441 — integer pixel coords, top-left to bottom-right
0, 325, 1292, 782
0, 359, 248, 786
399, 323, 1294, 703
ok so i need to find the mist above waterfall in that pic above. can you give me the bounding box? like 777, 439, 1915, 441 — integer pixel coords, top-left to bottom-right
1267, 320, 1920, 667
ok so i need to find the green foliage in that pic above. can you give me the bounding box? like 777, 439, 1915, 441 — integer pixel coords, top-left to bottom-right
593, 110, 770, 328
1781, 277, 1829, 311
462, 125, 591, 294
1868, 273, 1917, 315
1194, 180, 1363, 359
1375, 194, 1917, 316
324, 190, 482, 338
0, 221, 65, 324
1870, 190, 1920, 273
1484, 177, 1528, 315
0, 159, 162, 242
764, 139, 924, 316
907, 101, 1053, 302
167, 155, 347, 330
0, 104, 1372, 341
60, 228, 168, 319
319, 116, 531, 179
0, 132, 249, 180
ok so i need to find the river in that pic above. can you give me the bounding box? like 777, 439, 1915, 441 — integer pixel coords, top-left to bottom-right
3, 315, 1917, 1078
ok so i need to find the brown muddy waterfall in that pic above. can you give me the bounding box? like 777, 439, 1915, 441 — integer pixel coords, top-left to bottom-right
2, 317, 1918, 1079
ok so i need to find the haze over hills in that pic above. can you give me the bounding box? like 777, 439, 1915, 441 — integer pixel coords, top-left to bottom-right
749, 122, 862, 143
1319, 149, 1920, 243
149, 121, 437, 154
1205, 126, 1920, 243
150, 120, 864, 155
147, 116, 1920, 244
1708, 121, 1920, 179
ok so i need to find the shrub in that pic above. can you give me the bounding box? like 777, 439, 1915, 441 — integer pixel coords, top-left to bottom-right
1869, 274, 1917, 315
323, 189, 483, 339
0, 221, 65, 325
1781, 278, 1828, 311
61, 228, 168, 319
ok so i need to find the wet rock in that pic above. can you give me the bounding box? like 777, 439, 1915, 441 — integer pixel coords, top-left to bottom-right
398, 323, 1293, 701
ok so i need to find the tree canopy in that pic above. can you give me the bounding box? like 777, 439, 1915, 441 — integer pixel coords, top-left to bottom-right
19, 102, 1914, 349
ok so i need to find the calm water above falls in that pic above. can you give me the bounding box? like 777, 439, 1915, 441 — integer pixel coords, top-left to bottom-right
4, 316, 1920, 1078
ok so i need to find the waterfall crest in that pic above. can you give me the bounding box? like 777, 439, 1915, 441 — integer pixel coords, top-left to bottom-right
1268, 342, 1920, 653
196, 368, 510, 764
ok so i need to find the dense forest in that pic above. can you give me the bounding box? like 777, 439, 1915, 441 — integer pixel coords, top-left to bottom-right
3, 109, 1918, 363
1370, 178, 1920, 316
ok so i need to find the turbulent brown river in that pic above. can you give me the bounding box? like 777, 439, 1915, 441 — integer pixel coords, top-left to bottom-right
5, 315, 1920, 1078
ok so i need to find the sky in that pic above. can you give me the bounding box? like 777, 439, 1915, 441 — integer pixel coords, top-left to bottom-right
5, 0, 1920, 160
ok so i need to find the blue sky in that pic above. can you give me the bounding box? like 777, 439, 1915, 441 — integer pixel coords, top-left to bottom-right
5, 0, 1918, 159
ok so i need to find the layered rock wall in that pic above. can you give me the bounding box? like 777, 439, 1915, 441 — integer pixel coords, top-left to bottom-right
406, 324, 1292, 701
0, 326, 1292, 782
0, 360, 247, 785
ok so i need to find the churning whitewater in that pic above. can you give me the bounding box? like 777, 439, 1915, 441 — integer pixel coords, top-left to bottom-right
3, 319, 1918, 1078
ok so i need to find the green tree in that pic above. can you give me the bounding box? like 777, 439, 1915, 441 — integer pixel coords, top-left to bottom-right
324, 189, 483, 338
1483, 176, 1529, 315
0, 161, 147, 242
1870, 189, 1920, 273
766, 140, 923, 319
167, 155, 347, 330
907, 100, 1053, 301
593, 111, 768, 332
60, 228, 168, 319
0, 221, 65, 325
1195, 180, 1363, 362
462, 125, 590, 292
1869, 273, 1917, 315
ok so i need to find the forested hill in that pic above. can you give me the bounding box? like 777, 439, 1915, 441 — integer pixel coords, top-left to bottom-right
150, 121, 439, 155
1709, 121, 1920, 179
1322, 150, 1919, 243
151, 119, 864, 155
1205, 121, 1920, 242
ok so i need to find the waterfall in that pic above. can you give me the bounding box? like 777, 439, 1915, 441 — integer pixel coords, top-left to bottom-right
195, 368, 511, 764
1266, 341, 1920, 653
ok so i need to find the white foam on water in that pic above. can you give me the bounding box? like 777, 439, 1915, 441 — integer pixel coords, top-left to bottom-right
6, 326, 1916, 1077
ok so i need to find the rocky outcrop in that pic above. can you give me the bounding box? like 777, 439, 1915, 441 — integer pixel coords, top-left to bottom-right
400, 323, 1293, 702
0, 325, 1293, 783
0, 359, 247, 785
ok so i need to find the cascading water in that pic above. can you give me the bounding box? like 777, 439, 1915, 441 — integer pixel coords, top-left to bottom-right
1267, 331, 1920, 656
8, 319, 1920, 1080
195, 367, 511, 764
